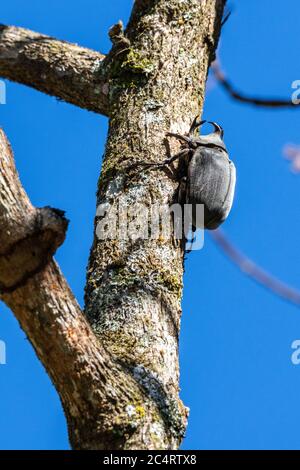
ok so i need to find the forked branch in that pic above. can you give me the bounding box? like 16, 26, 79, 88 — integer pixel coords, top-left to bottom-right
0, 129, 187, 449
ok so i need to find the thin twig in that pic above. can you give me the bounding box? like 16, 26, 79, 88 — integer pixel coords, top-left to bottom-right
212, 61, 298, 109
211, 228, 300, 307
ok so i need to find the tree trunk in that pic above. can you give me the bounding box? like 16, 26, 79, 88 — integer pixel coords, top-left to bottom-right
0, 0, 225, 450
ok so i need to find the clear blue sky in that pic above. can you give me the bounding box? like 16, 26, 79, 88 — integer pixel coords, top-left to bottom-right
1, 0, 300, 450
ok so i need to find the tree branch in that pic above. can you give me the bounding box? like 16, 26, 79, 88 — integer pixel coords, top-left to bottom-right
283, 144, 300, 173
0, 25, 109, 115
211, 229, 300, 307
212, 61, 298, 109
0, 0, 227, 450
0, 128, 187, 449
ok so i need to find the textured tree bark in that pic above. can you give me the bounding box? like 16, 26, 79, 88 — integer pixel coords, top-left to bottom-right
0, 25, 109, 115
0, 0, 225, 450
0, 128, 188, 450
84, 0, 225, 448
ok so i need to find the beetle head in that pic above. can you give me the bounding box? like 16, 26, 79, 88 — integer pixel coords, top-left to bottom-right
167, 119, 227, 152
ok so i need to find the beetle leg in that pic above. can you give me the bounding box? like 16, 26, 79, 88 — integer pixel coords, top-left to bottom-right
138, 148, 190, 170
130, 148, 190, 180
167, 117, 206, 143
178, 176, 187, 205
178, 176, 195, 255
161, 148, 190, 166
185, 226, 197, 254
166, 132, 191, 144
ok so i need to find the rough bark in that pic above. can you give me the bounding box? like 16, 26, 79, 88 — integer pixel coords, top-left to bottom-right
84, 0, 225, 448
0, 129, 186, 450
212, 62, 298, 108
0, 0, 226, 450
0, 25, 109, 115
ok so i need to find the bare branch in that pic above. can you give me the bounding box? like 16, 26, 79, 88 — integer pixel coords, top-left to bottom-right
0, 128, 184, 449
211, 228, 300, 307
0, 25, 109, 115
212, 61, 298, 109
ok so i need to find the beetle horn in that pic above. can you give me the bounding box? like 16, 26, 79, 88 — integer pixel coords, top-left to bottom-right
189, 116, 206, 136
208, 121, 224, 138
